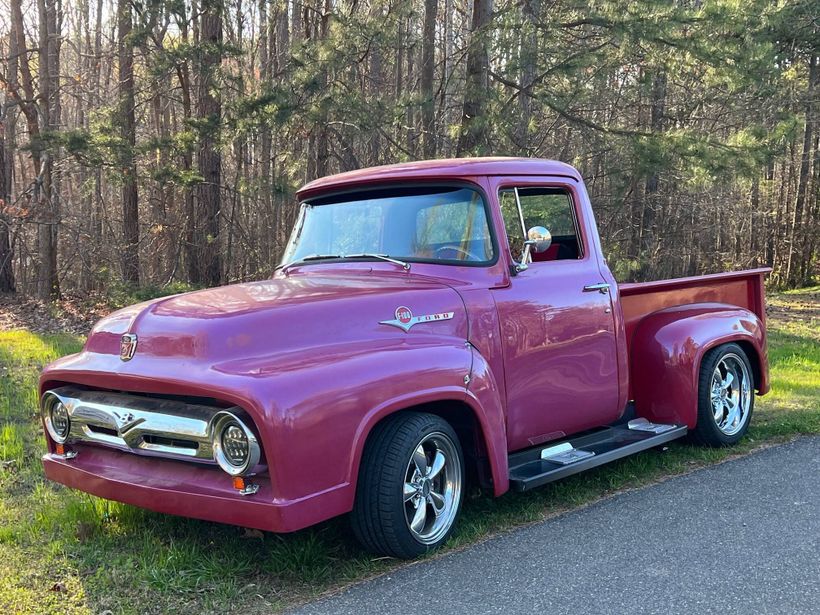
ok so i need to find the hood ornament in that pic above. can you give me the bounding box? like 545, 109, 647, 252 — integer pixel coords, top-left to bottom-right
380, 306, 454, 332
120, 333, 138, 361
112, 409, 140, 433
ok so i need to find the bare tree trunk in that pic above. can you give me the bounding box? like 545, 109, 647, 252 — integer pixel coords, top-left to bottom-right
367, 1, 383, 165
292, 0, 303, 41
36, 0, 60, 299
77, 0, 93, 290
258, 0, 273, 264
194, 0, 223, 286
274, 0, 289, 74
420, 0, 438, 158
0, 30, 19, 293
172, 10, 197, 284
800, 130, 820, 282
311, 0, 331, 179
518, 0, 539, 150
118, 0, 140, 285
90, 0, 104, 283
640, 70, 666, 275
0, 118, 13, 291
787, 54, 816, 287
394, 11, 405, 147
457, 0, 492, 155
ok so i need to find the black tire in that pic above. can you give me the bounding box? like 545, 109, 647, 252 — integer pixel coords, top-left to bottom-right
351, 412, 465, 559
691, 342, 755, 446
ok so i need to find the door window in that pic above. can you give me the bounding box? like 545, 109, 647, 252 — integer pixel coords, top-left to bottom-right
499, 187, 582, 261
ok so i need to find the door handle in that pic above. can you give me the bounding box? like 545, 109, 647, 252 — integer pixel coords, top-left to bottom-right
583, 282, 610, 294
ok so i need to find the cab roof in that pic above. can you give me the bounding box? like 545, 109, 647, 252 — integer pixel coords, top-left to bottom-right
296, 157, 581, 200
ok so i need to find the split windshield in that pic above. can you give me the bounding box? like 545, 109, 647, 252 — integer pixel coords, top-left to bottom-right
281, 186, 495, 267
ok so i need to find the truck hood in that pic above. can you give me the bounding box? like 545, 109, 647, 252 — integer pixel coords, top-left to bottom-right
84, 271, 468, 365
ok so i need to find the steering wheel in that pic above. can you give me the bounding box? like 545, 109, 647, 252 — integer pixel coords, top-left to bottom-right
434, 245, 482, 262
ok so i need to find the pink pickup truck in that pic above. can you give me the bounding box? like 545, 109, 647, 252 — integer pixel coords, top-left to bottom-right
40, 158, 769, 558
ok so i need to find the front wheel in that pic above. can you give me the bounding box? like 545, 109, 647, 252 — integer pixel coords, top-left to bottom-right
351, 412, 465, 559
692, 343, 755, 446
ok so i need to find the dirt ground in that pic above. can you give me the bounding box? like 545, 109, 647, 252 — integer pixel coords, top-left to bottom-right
0, 292, 112, 335
767, 287, 820, 325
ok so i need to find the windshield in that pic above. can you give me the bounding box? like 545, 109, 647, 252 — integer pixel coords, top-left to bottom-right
281, 186, 495, 266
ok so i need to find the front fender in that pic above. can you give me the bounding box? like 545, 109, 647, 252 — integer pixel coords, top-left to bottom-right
630, 303, 768, 428
220, 337, 477, 507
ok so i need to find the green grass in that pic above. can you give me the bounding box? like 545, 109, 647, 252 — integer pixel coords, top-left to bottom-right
1, 288, 818, 614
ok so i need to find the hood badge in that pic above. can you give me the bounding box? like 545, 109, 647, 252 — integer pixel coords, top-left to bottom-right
380, 306, 454, 332
120, 333, 138, 361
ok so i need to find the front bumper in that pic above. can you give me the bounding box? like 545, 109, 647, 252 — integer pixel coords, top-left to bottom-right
42, 444, 351, 533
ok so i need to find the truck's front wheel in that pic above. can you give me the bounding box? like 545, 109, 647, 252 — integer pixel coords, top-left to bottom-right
692, 343, 755, 446
351, 412, 465, 559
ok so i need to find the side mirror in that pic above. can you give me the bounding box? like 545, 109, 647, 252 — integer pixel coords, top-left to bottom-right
516, 226, 552, 272
527, 226, 552, 254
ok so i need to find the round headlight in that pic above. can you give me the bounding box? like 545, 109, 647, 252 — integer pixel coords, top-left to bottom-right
43, 393, 71, 443
222, 424, 249, 467
211, 412, 260, 476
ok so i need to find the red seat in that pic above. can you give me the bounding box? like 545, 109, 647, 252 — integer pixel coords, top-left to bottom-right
532, 244, 561, 262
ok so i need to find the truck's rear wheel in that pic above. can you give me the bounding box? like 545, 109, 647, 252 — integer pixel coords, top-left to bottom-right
351, 412, 464, 559
692, 343, 754, 446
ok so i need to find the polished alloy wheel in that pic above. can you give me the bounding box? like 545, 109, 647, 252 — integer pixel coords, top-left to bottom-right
403, 431, 462, 545
709, 352, 752, 436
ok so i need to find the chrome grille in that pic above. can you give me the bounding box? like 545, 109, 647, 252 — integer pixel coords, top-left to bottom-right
42, 386, 232, 463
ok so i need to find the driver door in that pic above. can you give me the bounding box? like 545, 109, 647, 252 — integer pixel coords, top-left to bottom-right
492, 181, 622, 451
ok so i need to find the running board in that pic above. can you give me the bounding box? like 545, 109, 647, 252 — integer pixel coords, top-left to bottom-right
508, 422, 687, 492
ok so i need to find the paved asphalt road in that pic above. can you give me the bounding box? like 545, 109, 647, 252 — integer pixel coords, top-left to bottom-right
293, 436, 820, 615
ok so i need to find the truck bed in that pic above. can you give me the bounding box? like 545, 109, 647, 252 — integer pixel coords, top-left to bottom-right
619, 267, 770, 354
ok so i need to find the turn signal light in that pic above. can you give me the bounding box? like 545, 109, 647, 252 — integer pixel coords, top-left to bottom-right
55, 443, 65, 455
231, 476, 259, 496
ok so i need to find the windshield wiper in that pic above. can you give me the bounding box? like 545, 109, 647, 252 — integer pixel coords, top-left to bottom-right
277, 253, 337, 274
343, 253, 411, 271
280, 253, 410, 274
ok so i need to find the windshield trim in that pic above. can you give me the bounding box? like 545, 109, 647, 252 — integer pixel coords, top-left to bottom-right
287, 181, 501, 269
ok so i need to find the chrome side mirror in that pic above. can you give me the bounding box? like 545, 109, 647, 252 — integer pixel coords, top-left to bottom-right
517, 226, 552, 271
527, 226, 552, 254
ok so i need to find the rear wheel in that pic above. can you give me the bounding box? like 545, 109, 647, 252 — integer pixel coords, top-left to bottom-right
692, 343, 754, 446
351, 412, 464, 559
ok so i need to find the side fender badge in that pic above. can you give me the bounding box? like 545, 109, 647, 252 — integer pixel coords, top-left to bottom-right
380, 306, 455, 332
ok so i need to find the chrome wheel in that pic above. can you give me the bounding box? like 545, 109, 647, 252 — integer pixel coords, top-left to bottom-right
403, 431, 462, 545
709, 352, 752, 436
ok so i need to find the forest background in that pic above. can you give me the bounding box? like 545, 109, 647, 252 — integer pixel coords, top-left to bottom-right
0, 0, 817, 300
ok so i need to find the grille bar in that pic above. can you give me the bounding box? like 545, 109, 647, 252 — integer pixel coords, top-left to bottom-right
43, 386, 227, 463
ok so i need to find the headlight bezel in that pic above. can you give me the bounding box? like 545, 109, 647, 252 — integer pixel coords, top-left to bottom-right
211, 411, 260, 476
42, 392, 71, 444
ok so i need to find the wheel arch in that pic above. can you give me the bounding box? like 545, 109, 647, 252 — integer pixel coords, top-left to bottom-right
349, 392, 508, 500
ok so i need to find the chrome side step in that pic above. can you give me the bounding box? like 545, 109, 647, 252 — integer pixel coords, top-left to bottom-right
508, 422, 687, 492
628, 417, 677, 434
540, 442, 596, 465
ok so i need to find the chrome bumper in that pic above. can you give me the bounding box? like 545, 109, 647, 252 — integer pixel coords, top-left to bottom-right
42, 386, 226, 463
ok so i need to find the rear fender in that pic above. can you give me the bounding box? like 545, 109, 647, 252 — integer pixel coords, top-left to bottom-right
630, 303, 768, 428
